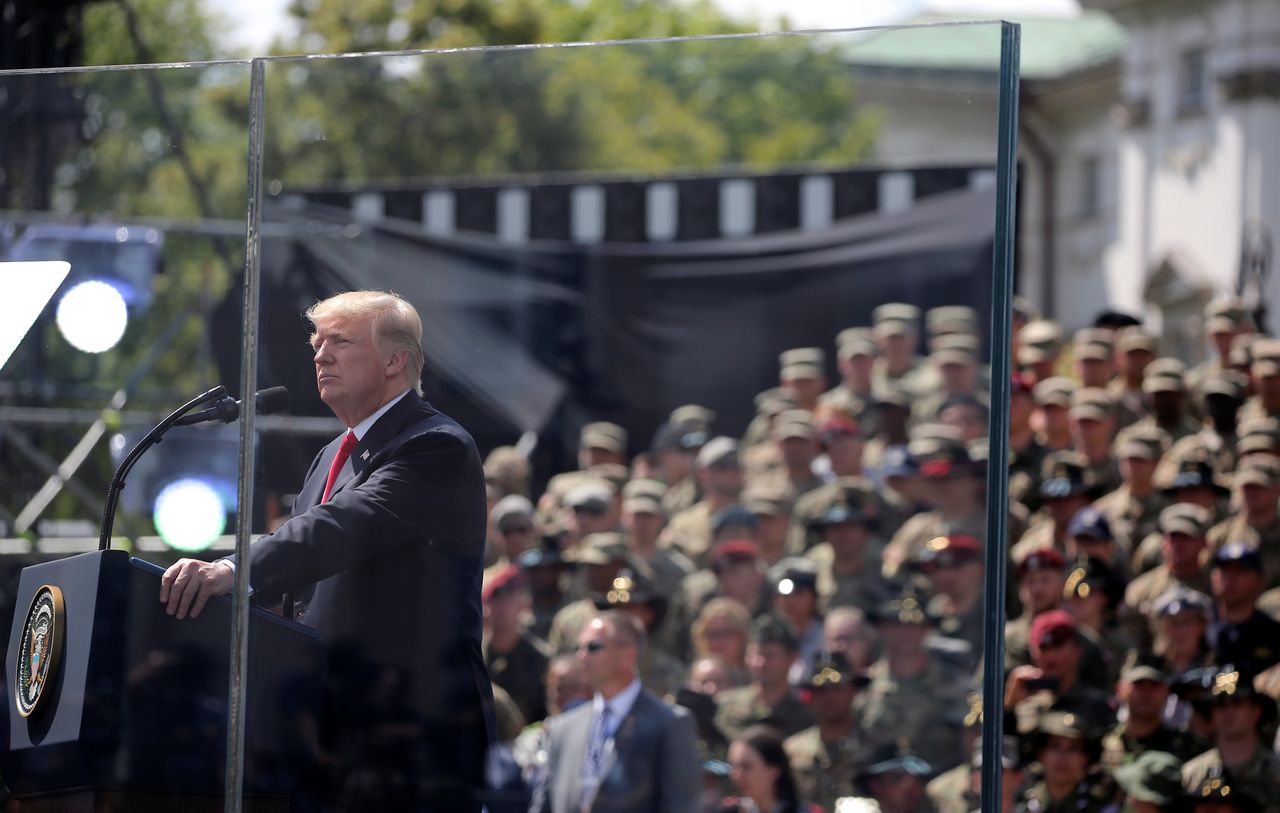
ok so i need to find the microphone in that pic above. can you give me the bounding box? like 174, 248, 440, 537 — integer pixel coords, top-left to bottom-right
173, 386, 290, 426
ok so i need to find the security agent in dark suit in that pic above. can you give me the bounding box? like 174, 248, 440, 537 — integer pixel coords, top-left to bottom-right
160, 290, 495, 811
530, 610, 701, 813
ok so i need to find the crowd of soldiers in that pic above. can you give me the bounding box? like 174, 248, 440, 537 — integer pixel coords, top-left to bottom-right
478, 297, 1280, 812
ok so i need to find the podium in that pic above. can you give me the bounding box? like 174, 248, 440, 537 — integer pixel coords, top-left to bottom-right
0, 550, 323, 812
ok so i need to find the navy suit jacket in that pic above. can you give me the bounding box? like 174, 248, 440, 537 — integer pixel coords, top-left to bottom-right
243, 392, 495, 807
530, 688, 700, 813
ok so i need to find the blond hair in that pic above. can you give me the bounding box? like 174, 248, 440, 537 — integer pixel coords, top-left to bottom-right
306, 290, 425, 394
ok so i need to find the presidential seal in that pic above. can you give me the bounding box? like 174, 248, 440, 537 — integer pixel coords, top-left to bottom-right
16, 585, 64, 718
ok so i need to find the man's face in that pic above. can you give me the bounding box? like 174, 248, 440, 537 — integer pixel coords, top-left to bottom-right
938, 361, 977, 394
1240, 482, 1278, 514
824, 432, 864, 474
702, 459, 742, 499
580, 445, 624, 470
940, 403, 985, 442
1159, 610, 1207, 654
1019, 569, 1065, 614
311, 314, 397, 423
774, 588, 818, 627
923, 559, 983, 603
1047, 494, 1090, 527
1071, 416, 1115, 452
839, 354, 874, 390
866, 772, 925, 813
1211, 697, 1261, 741
484, 587, 530, 632
1119, 456, 1156, 489
622, 508, 664, 543
1032, 637, 1080, 680
546, 659, 590, 716
824, 616, 871, 671
781, 373, 825, 407
1010, 391, 1034, 430
822, 521, 869, 563
1120, 348, 1154, 380
747, 641, 794, 689
568, 501, 616, 539
1077, 358, 1112, 388
657, 448, 695, 484
778, 436, 818, 471
878, 621, 930, 660
1039, 736, 1087, 788
1162, 533, 1206, 571
576, 618, 634, 692
718, 561, 763, 608
754, 513, 790, 553
1258, 372, 1280, 408
1211, 563, 1263, 609
496, 517, 535, 559
807, 683, 856, 725
1041, 403, 1070, 435
1122, 679, 1170, 722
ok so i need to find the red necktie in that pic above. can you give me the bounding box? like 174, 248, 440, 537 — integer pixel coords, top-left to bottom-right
321, 431, 358, 502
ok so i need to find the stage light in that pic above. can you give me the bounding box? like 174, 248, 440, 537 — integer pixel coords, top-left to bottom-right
152, 477, 227, 552
0, 261, 71, 371
55, 280, 128, 353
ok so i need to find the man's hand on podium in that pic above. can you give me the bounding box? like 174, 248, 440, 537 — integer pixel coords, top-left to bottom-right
159, 559, 235, 620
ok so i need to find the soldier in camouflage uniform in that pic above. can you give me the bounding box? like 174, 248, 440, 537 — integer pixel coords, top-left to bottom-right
1110, 750, 1187, 813
1101, 654, 1207, 768
779, 346, 829, 412
547, 532, 648, 654
1180, 666, 1280, 813
516, 532, 575, 643
617, 478, 694, 600
870, 303, 930, 399
649, 406, 714, 517
1010, 372, 1050, 511
1090, 424, 1169, 560
912, 534, 985, 673
1186, 299, 1249, 414
1236, 337, 1280, 425
1070, 388, 1122, 497
1107, 327, 1156, 429
481, 564, 552, 724
1206, 456, 1280, 590
882, 434, 990, 579
1032, 376, 1076, 455
714, 613, 816, 740
858, 588, 974, 774
1133, 359, 1202, 444
1018, 319, 1064, 385
668, 436, 743, 567
802, 485, 888, 614
1132, 455, 1231, 575
784, 651, 880, 813
839, 743, 941, 813
1124, 503, 1214, 639
1013, 711, 1120, 813
820, 328, 876, 424
1011, 452, 1098, 566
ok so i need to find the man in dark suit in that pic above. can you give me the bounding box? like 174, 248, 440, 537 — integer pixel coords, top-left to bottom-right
160, 290, 495, 811
530, 610, 700, 813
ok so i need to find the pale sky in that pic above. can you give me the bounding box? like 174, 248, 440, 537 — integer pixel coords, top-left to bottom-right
215, 0, 1080, 55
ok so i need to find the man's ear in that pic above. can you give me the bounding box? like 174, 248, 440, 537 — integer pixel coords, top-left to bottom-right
385, 349, 408, 379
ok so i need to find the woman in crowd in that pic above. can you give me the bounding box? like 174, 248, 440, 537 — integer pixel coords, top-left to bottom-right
718, 725, 820, 813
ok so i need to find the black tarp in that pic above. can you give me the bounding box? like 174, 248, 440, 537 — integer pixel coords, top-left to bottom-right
214, 184, 995, 487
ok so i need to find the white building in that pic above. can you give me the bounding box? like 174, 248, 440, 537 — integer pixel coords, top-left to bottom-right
850, 0, 1280, 362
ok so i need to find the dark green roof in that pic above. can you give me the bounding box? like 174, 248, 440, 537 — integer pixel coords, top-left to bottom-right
843, 12, 1125, 80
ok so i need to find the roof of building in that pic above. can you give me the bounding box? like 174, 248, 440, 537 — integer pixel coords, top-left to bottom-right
842, 12, 1126, 81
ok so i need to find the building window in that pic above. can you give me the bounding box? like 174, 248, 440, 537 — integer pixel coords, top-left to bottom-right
1080, 156, 1102, 217
1177, 48, 1208, 117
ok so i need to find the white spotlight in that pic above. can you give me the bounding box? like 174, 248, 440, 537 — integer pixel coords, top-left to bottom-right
153, 478, 227, 553
55, 280, 128, 353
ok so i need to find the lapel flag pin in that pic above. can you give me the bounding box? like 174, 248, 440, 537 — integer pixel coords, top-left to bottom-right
361, 450, 370, 461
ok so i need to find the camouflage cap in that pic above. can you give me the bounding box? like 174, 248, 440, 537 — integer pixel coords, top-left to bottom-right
1203, 370, 1248, 401
1158, 502, 1212, 537
1114, 424, 1169, 460
779, 347, 826, 380
1032, 376, 1076, 408
1020, 319, 1063, 350
1116, 326, 1157, 355
836, 327, 877, 359
581, 421, 628, 453
1143, 357, 1187, 394
1073, 328, 1114, 362
670, 404, 716, 431
926, 305, 979, 336
563, 478, 616, 511
1112, 750, 1184, 805
1070, 387, 1115, 422
1228, 333, 1256, 368
741, 481, 793, 518
872, 302, 920, 327
1205, 297, 1247, 331
572, 532, 633, 566
621, 478, 667, 516
1234, 455, 1280, 488
773, 410, 818, 441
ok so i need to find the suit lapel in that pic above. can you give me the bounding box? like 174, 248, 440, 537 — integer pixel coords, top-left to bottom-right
326, 392, 432, 501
